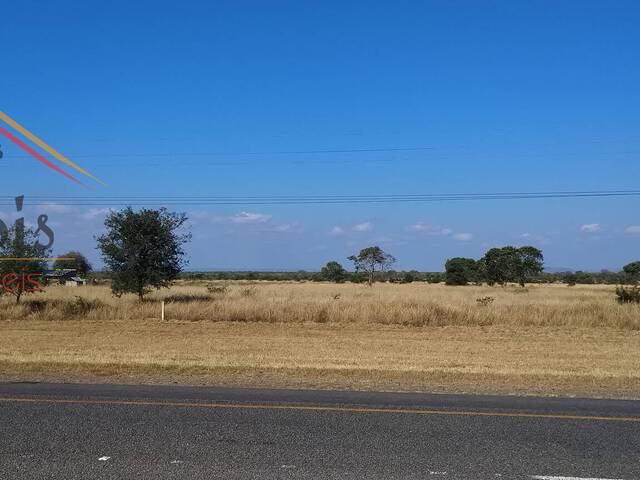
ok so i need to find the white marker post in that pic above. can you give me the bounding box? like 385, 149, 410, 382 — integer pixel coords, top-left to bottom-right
161, 301, 165, 321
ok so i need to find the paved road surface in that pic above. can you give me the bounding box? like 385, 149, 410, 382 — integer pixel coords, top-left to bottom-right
0, 383, 638, 479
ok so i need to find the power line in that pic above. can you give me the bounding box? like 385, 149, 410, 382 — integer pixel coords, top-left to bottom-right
6, 146, 435, 160
1, 190, 638, 206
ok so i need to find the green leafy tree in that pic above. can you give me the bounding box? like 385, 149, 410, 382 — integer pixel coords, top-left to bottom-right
574, 271, 595, 284
53, 251, 92, 277
445, 257, 478, 285
480, 246, 544, 286
425, 272, 445, 284
348, 246, 396, 286
401, 270, 420, 283
320, 261, 347, 283
0, 225, 49, 303
481, 247, 519, 286
623, 261, 640, 284
562, 272, 577, 286
348, 271, 366, 283
96, 207, 190, 300
513, 246, 544, 287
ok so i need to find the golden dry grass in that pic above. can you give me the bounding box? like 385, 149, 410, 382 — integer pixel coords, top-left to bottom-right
0, 282, 639, 398
1, 281, 639, 329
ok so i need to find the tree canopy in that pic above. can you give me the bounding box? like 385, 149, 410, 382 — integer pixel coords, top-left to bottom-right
445, 257, 479, 285
96, 207, 190, 300
53, 251, 92, 276
623, 261, 640, 284
320, 261, 347, 283
480, 246, 544, 286
512, 246, 545, 287
348, 246, 395, 286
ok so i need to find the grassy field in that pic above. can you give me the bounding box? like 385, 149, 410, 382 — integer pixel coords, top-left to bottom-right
1, 282, 639, 398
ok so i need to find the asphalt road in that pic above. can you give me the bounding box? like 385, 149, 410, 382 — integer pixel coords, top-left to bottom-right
0, 383, 638, 479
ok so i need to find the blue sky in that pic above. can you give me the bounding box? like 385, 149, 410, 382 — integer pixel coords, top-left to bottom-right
1, 0, 639, 271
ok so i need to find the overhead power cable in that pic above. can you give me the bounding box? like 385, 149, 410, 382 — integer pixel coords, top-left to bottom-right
6, 146, 435, 159
0, 190, 638, 206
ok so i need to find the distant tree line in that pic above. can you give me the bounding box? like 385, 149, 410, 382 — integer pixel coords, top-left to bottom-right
176, 268, 636, 286
180, 268, 445, 284
86, 236, 640, 290
180, 244, 636, 289
13, 201, 632, 301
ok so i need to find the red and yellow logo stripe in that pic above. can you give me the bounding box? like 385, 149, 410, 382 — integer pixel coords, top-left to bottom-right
0, 111, 103, 186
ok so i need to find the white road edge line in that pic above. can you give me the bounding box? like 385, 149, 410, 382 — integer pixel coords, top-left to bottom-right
531, 476, 625, 480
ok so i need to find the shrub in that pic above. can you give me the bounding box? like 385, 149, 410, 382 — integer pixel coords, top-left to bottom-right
574, 271, 595, 284
476, 296, 495, 307
315, 306, 330, 323
615, 285, 640, 304
622, 261, 640, 284
164, 294, 212, 303
206, 284, 229, 295
63, 296, 105, 316
401, 271, 416, 283
425, 272, 444, 284
24, 297, 105, 318
24, 299, 51, 313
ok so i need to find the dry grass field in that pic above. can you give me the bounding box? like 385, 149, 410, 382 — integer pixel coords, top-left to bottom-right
1, 282, 639, 398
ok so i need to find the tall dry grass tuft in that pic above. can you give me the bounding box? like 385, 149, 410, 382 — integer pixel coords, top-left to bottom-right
0, 282, 638, 330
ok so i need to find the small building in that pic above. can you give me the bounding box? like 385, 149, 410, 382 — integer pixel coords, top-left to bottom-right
44, 269, 87, 287
64, 276, 87, 287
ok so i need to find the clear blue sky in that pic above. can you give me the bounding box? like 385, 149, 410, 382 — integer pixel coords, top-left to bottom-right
1, 0, 638, 271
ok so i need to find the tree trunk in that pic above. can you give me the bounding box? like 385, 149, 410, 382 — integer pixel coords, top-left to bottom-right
137, 277, 145, 301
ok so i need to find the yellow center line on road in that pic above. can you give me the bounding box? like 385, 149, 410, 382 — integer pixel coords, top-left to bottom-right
0, 396, 638, 423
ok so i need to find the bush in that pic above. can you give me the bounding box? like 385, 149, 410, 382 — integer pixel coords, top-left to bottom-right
315, 306, 330, 323
615, 285, 640, 304
63, 296, 105, 316
164, 294, 212, 303
574, 271, 595, 284
476, 296, 495, 307
425, 273, 444, 284
24, 299, 50, 313
24, 297, 105, 317
401, 271, 416, 283
349, 272, 367, 284
206, 284, 229, 295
